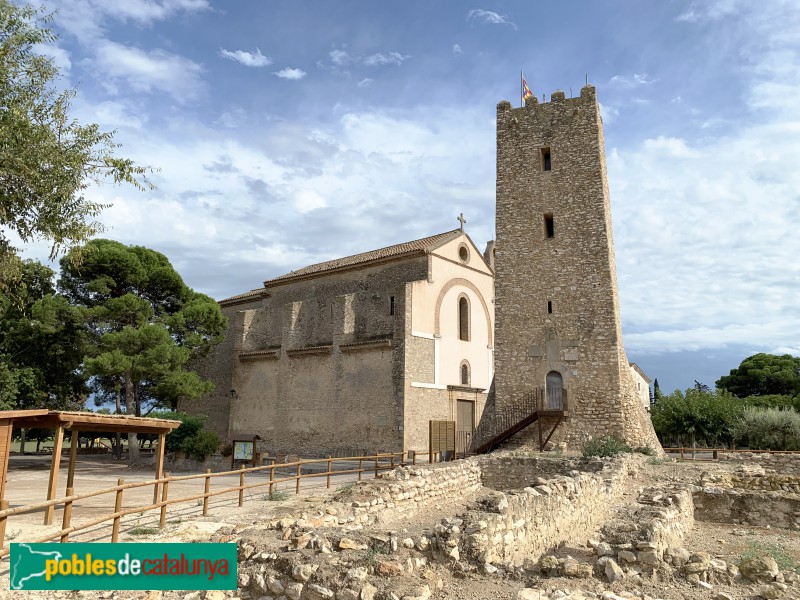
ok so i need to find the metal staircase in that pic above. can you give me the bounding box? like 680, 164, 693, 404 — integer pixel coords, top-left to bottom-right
471, 387, 568, 454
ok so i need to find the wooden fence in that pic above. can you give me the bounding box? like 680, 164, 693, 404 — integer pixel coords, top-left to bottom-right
0, 450, 437, 558
663, 447, 800, 460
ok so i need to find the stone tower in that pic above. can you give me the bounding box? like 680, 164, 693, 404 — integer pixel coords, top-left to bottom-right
494, 85, 661, 451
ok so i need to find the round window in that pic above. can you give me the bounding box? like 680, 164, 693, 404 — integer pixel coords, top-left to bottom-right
458, 244, 470, 263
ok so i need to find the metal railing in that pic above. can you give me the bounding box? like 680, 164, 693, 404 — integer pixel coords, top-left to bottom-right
470, 387, 567, 453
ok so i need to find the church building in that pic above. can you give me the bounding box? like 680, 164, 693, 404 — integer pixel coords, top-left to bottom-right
187, 84, 662, 457
186, 229, 494, 456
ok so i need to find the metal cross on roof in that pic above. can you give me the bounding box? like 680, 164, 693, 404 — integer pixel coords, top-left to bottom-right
457, 213, 467, 231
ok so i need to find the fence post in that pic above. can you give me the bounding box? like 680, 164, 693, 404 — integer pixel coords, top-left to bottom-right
203, 469, 211, 516
61, 487, 74, 543
412, 450, 416, 465
0, 499, 9, 550
326, 455, 332, 490
680, 447, 685, 460
295, 463, 302, 494
374, 453, 379, 478
390, 453, 395, 469
238, 465, 246, 507
269, 461, 275, 497
358, 458, 363, 481
111, 478, 124, 542
159, 473, 170, 529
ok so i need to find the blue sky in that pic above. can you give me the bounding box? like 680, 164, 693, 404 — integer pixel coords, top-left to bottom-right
16, 0, 800, 394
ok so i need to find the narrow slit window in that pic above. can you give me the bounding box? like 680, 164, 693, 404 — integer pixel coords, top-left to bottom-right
461, 362, 470, 386
544, 213, 555, 238
547, 301, 553, 314
542, 147, 551, 171
389, 296, 395, 316
458, 296, 470, 341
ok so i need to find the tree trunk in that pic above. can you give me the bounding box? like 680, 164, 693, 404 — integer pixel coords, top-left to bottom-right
114, 383, 123, 460
125, 372, 140, 464
19, 429, 26, 454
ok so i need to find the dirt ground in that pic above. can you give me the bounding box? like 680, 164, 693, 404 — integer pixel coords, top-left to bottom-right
1, 455, 799, 600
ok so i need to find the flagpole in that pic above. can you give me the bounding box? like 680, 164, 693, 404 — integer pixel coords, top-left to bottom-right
520, 69, 523, 107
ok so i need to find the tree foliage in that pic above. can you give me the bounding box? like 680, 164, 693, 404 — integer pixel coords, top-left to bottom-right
734, 407, 800, 451
716, 353, 800, 398
650, 387, 743, 448
59, 239, 227, 419
0, 257, 87, 411
0, 0, 153, 284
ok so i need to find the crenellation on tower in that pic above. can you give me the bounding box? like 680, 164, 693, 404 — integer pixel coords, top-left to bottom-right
493, 83, 662, 452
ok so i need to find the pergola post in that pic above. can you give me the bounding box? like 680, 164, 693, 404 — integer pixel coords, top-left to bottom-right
153, 432, 166, 504
66, 430, 79, 492
44, 424, 64, 525
0, 419, 13, 502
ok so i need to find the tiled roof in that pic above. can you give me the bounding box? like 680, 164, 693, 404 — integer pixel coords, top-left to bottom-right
263, 229, 463, 286
220, 288, 267, 306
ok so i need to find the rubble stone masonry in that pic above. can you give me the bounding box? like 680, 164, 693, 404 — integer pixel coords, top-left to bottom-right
494, 85, 661, 452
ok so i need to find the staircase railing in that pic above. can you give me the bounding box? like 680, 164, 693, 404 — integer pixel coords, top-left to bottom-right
471, 387, 567, 453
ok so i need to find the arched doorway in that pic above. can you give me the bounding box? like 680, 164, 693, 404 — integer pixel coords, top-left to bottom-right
546, 371, 564, 410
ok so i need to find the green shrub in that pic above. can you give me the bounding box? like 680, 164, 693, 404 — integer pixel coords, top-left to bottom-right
582, 436, 631, 458
181, 429, 220, 461
634, 446, 655, 456
734, 407, 800, 451
149, 411, 207, 452
264, 490, 290, 501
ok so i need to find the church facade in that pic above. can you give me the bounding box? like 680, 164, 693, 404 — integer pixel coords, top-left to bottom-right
184, 230, 494, 456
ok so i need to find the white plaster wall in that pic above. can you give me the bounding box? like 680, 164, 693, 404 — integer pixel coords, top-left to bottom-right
408, 233, 494, 391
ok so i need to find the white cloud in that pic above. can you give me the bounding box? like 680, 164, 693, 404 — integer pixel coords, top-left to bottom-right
466, 9, 517, 30
90, 41, 205, 101
56, 0, 211, 40
218, 107, 247, 128
220, 48, 272, 67
329, 49, 350, 66
36, 106, 496, 300
363, 52, 410, 67
357, 78, 374, 88
92, 100, 148, 130
608, 73, 657, 87
274, 68, 307, 80
293, 189, 327, 213
452, 44, 463, 55
599, 102, 619, 123
325, 48, 410, 69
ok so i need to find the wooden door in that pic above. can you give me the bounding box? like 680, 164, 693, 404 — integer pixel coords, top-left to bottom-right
456, 400, 474, 455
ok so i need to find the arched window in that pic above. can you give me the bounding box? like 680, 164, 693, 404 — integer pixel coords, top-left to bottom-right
546, 371, 563, 410
458, 295, 470, 341
460, 361, 470, 386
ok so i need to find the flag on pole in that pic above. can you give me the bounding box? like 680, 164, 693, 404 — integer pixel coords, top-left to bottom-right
522, 73, 533, 105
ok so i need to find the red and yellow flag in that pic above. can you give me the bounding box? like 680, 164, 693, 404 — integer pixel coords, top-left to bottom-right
522, 75, 533, 103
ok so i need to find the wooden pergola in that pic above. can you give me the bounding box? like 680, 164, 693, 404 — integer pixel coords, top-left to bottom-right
0, 410, 181, 524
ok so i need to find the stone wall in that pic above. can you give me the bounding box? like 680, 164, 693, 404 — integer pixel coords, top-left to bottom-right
478, 454, 604, 490
459, 461, 632, 567
719, 451, 800, 475
692, 488, 800, 530
342, 453, 646, 569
